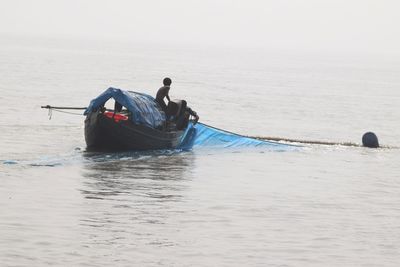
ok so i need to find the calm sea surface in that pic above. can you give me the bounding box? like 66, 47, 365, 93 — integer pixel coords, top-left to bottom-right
1, 35, 400, 266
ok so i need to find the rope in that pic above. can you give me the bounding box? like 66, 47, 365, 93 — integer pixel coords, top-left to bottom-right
199, 122, 250, 138
250, 136, 361, 147
46, 108, 84, 120
51, 109, 84, 115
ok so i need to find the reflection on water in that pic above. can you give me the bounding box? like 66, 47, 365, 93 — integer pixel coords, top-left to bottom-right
81, 150, 194, 199
78, 151, 195, 256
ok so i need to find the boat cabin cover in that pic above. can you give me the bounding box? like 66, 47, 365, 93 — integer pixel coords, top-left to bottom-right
84, 87, 166, 129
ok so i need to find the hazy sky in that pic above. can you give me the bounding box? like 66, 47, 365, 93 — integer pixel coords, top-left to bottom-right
1, 0, 400, 53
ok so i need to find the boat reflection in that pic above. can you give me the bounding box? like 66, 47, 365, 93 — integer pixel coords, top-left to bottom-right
80, 150, 195, 201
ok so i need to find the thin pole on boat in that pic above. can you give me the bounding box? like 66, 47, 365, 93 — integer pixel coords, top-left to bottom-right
41, 105, 87, 110
41, 105, 87, 120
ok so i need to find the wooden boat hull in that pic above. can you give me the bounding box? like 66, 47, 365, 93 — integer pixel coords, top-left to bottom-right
84, 111, 185, 151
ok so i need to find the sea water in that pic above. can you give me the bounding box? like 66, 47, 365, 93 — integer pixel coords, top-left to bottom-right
1, 35, 400, 266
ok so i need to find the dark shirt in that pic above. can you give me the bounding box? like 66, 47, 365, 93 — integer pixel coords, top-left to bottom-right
156, 85, 170, 111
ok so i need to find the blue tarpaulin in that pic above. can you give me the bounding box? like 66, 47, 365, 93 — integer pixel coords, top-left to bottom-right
84, 87, 165, 128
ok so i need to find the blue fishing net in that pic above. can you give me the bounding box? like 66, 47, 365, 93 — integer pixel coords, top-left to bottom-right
179, 122, 297, 150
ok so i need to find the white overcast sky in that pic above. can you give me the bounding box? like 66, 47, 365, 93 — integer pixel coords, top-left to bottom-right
1, 0, 400, 53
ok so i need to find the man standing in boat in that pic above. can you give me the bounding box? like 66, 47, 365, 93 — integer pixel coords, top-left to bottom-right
156, 77, 199, 126
156, 77, 172, 112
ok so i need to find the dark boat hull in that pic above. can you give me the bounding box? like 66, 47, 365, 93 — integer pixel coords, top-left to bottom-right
84, 111, 185, 151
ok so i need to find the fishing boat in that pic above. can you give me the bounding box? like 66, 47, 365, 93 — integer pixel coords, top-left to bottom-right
83, 87, 197, 151
42, 87, 374, 150
42, 88, 300, 152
